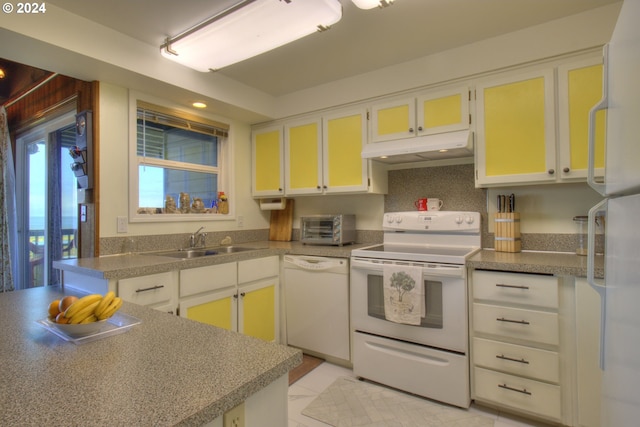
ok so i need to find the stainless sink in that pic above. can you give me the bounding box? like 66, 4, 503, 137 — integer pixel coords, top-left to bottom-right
150, 246, 256, 259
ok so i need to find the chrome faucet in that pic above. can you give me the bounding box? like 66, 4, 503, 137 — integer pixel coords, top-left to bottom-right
190, 226, 207, 248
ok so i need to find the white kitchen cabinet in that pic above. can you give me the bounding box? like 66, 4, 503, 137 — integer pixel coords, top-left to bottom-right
254, 108, 387, 197
61, 269, 178, 314
370, 86, 470, 142
475, 68, 557, 187
475, 54, 604, 187
238, 256, 279, 343
178, 257, 280, 343
178, 262, 238, 328
557, 57, 605, 181
118, 271, 178, 312
252, 124, 284, 197
575, 277, 602, 427
470, 270, 567, 424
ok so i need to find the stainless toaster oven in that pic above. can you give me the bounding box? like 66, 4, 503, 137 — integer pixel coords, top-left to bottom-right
300, 214, 356, 246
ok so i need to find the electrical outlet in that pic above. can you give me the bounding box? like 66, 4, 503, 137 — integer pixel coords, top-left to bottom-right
116, 216, 128, 233
223, 402, 245, 427
237, 215, 244, 228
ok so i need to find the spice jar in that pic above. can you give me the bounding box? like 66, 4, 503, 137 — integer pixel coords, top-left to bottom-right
573, 216, 588, 256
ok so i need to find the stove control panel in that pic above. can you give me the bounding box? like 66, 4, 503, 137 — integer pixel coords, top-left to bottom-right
383, 211, 480, 233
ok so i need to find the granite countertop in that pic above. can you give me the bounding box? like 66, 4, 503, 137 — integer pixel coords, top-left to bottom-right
0, 286, 301, 427
467, 249, 605, 278
53, 241, 374, 280
54, 239, 603, 280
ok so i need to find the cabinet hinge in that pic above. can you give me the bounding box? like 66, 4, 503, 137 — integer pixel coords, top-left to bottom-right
176, 307, 180, 316
368, 178, 371, 187
469, 114, 472, 125
366, 111, 370, 121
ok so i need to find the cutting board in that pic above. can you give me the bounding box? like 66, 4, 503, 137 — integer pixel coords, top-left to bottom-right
269, 199, 294, 241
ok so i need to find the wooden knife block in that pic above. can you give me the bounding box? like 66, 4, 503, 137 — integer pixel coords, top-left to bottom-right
495, 212, 521, 253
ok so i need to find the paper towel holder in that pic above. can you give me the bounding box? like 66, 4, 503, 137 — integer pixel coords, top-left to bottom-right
259, 198, 287, 211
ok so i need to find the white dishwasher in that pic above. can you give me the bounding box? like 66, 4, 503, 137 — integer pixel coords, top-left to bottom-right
283, 255, 350, 362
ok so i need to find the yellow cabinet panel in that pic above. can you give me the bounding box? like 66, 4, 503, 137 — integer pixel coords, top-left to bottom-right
285, 119, 322, 194
476, 69, 556, 186
417, 87, 469, 135
376, 104, 411, 137
568, 65, 604, 169
558, 58, 606, 181
484, 77, 547, 175
241, 284, 275, 342
324, 109, 368, 192
252, 125, 283, 196
186, 296, 234, 330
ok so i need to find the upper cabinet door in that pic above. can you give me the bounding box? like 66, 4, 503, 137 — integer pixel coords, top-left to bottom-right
475, 69, 557, 187
285, 118, 323, 195
417, 86, 470, 135
558, 58, 605, 181
252, 125, 284, 197
370, 98, 416, 143
323, 108, 369, 193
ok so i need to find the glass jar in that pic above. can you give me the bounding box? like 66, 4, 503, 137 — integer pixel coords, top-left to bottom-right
573, 216, 588, 256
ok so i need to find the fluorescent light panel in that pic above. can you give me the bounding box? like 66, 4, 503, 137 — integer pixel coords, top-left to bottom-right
351, 0, 394, 9
162, 0, 342, 72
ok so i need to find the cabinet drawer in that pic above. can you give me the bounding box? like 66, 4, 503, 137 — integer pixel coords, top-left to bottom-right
473, 303, 559, 345
180, 263, 237, 297
474, 367, 561, 421
473, 270, 558, 309
238, 256, 279, 283
473, 337, 559, 383
118, 271, 177, 306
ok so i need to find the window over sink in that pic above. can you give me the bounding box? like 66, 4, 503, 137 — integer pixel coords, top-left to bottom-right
128, 97, 231, 222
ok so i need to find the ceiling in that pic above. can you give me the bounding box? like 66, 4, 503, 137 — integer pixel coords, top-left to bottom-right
40, 0, 618, 97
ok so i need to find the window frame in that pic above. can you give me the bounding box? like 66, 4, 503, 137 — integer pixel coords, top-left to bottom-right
128, 93, 233, 223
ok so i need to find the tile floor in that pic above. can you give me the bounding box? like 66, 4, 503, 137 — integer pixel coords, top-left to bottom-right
288, 362, 554, 427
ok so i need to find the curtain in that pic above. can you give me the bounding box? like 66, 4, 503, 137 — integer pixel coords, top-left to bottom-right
1, 106, 19, 292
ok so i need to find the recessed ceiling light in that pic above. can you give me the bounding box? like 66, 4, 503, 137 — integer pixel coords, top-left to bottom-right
192, 101, 207, 109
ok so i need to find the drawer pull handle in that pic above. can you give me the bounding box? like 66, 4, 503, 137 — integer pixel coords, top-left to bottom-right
135, 284, 165, 293
495, 283, 530, 290
496, 317, 530, 325
498, 383, 532, 395
496, 354, 530, 364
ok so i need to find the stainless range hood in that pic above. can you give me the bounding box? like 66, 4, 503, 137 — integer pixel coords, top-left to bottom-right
361, 130, 473, 164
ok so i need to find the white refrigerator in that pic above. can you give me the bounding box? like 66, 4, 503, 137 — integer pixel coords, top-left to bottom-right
587, 0, 640, 425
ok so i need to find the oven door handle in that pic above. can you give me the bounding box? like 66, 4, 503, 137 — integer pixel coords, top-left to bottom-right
351, 258, 464, 278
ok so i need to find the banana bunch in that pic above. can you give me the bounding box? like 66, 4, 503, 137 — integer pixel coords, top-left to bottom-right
53, 292, 123, 324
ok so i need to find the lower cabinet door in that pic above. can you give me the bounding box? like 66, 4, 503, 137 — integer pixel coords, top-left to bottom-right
179, 288, 237, 331
239, 279, 277, 342
474, 367, 561, 421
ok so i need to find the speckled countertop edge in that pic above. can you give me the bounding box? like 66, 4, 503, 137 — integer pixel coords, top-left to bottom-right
55, 240, 601, 279
467, 249, 604, 278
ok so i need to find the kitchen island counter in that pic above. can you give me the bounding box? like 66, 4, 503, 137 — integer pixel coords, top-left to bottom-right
0, 286, 301, 426
467, 249, 604, 278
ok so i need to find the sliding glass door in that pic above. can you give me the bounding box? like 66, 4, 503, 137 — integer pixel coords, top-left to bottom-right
15, 111, 78, 289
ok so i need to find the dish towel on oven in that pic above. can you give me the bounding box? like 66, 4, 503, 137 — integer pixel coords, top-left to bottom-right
383, 264, 425, 325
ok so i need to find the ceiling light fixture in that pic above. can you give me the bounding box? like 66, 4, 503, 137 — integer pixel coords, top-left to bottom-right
161, 0, 342, 72
351, 0, 395, 10
192, 101, 207, 109
0, 68, 5, 79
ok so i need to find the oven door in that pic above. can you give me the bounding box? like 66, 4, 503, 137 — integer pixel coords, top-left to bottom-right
350, 256, 468, 353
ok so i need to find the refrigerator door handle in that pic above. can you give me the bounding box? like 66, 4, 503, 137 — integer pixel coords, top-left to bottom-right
588, 44, 609, 197
588, 199, 607, 369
